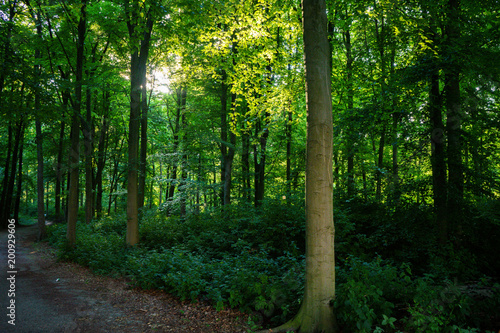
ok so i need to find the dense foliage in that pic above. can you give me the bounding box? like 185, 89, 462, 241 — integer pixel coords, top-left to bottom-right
2, 0, 500, 331
47, 197, 500, 331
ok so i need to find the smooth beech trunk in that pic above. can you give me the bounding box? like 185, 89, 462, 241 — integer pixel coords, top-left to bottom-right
269, 0, 337, 331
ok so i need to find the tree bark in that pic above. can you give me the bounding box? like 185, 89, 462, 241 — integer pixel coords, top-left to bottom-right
126, 3, 153, 245
55, 120, 65, 222
241, 120, 251, 202
95, 111, 109, 217
219, 75, 229, 206
13, 126, 24, 222
430, 71, 448, 244
444, 0, 463, 238
83, 86, 93, 224
67, 0, 87, 246
36, 119, 47, 240
138, 83, 149, 211
344, 27, 355, 198
177, 87, 187, 217
223, 93, 236, 206
375, 126, 386, 202
0, 124, 13, 229
286, 107, 293, 198
269, 0, 338, 331
253, 116, 269, 207
31, 3, 46, 240
3, 120, 22, 228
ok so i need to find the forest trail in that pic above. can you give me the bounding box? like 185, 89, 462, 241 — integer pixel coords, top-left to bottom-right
0, 223, 248, 333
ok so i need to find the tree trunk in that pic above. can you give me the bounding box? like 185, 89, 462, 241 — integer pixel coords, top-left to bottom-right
270, 0, 337, 331
286, 107, 293, 198
36, 120, 46, 240
126, 5, 153, 245
83, 87, 93, 223
219, 76, 229, 206
95, 112, 109, 217
242, 121, 251, 202
390, 47, 400, 204
127, 51, 141, 244
345, 28, 355, 198
178, 87, 187, 217
55, 120, 65, 222
138, 83, 149, 211
375, 127, 386, 202
31, 5, 46, 239
67, 0, 86, 246
13, 127, 24, 222
223, 93, 237, 206
444, 0, 463, 238
3, 120, 22, 227
430, 71, 448, 244
253, 117, 269, 207
0, 124, 13, 228
67, 115, 80, 246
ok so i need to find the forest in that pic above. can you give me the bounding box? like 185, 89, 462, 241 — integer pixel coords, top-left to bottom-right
1, 0, 500, 331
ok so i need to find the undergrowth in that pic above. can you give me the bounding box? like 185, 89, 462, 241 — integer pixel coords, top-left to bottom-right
46, 197, 500, 332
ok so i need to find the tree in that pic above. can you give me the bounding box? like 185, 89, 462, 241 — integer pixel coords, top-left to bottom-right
125, 0, 154, 246
268, 0, 338, 331
67, 0, 87, 246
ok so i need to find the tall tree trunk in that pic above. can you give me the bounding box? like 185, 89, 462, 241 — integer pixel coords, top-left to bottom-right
253, 116, 269, 207
31, 4, 46, 239
0, 124, 13, 228
138, 83, 149, 211
4, 120, 23, 227
430, 71, 448, 244
13, 126, 24, 222
55, 120, 65, 222
67, 0, 86, 246
108, 157, 120, 215
223, 93, 236, 206
36, 119, 46, 240
273, 0, 337, 331
95, 112, 109, 217
0, 0, 18, 226
375, 127, 386, 202
83, 85, 93, 223
345, 27, 355, 198
126, 4, 153, 245
127, 51, 141, 244
444, 0, 463, 238
389, 47, 400, 203
242, 121, 251, 202
286, 107, 293, 198
219, 76, 229, 206
177, 87, 187, 217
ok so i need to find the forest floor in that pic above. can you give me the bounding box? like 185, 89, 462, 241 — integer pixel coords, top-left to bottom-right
0, 222, 250, 333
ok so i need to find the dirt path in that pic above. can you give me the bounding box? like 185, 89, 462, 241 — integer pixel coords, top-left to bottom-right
0, 223, 249, 333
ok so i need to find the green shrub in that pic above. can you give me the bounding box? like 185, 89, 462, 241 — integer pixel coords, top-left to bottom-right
45, 205, 499, 332
335, 257, 412, 332
407, 276, 473, 333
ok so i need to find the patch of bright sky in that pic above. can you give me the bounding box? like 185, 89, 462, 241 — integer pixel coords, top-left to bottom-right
151, 68, 171, 94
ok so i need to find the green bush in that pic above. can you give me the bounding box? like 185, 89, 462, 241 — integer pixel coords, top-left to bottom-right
407, 276, 472, 333
335, 257, 412, 332
45, 204, 499, 332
